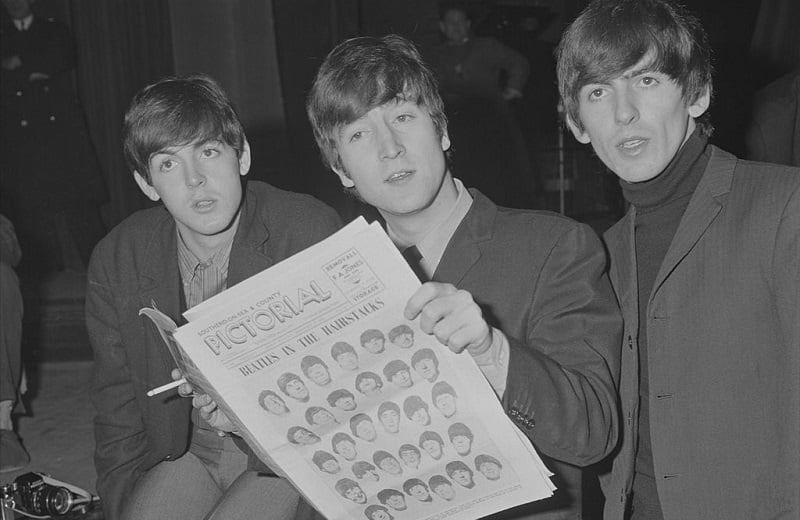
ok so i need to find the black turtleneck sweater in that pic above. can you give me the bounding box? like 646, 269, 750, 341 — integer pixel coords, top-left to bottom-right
619, 128, 711, 519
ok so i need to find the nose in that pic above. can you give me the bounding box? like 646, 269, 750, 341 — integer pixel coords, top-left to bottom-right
184, 160, 207, 187
614, 87, 639, 126
377, 124, 405, 160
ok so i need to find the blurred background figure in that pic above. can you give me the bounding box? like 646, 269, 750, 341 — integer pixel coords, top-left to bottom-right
0, 214, 29, 473
0, 0, 106, 277
745, 68, 800, 167
427, 2, 542, 209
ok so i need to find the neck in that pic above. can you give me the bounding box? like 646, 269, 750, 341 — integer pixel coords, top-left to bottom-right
178, 212, 240, 261
382, 173, 458, 246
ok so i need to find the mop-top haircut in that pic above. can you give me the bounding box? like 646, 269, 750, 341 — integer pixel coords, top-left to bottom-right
307, 34, 448, 173
556, 0, 713, 135
123, 73, 246, 183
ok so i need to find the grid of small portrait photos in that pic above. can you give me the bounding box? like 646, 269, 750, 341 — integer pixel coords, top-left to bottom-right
255, 319, 517, 520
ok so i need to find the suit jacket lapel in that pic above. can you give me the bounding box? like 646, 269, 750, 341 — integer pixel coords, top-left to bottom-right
651, 146, 736, 297
434, 190, 495, 285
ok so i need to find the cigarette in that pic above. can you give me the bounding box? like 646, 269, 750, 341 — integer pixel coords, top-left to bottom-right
146, 378, 187, 397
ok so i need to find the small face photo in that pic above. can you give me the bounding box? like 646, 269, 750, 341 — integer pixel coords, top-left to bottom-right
377, 402, 401, 434
360, 329, 386, 354
388, 324, 414, 349
277, 372, 310, 402
448, 422, 474, 456
301, 355, 332, 386
419, 431, 444, 460
429, 475, 456, 501
287, 426, 321, 446
446, 461, 475, 489
411, 348, 439, 382
364, 504, 394, 520
305, 406, 338, 427
331, 341, 359, 371
312, 450, 341, 474
355, 371, 383, 396
403, 478, 432, 503
377, 489, 407, 511
352, 460, 380, 482
383, 360, 413, 388
335, 478, 367, 504
350, 413, 378, 442
258, 389, 290, 416
475, 454, 503, 481
373, 450, 403, 476
398, 444, 421, 470
431, 381, 457, 418
327, 389, 358, 412
332, 432, 358, 461
403, 395, 430, 426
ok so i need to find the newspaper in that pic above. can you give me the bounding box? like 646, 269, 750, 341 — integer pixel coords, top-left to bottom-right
142, 217, 555, 520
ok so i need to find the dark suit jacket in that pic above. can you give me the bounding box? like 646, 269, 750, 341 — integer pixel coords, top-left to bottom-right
602, 147, 800, 519
86, 182, 341, 520
434, 191, 622, 519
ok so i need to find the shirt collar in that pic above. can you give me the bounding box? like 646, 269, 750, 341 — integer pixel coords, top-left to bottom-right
387, 178, 473, 277
14, 14, 33, 31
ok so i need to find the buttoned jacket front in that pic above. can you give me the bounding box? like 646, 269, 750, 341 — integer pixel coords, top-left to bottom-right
602, 147, 800, 519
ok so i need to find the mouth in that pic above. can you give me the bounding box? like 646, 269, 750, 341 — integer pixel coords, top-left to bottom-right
192, 198, 217, 211
617, 137, 648, 155
385, 169, 415, 183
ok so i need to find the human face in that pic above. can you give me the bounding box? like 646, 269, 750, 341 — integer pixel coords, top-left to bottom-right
451, 469, 473, 487
335, 396, 357, 411
361, 469, 380, 482
321, 459, 341, 474
393, 333, 413, 349
344, 485, 367, 504
335, 441, 357, 460
358, 377, 380, 395
385, 495, 406, 511
285, 379, 309, 401
434, 483, 455, 501
336, 352, 359, 371
414, 359, 438, 382
452, 435, 472, 455
134, 139, 250, 257
294, 429, 319, 445
568, 57, 709, 184
422, 440, 443, 460
307, 364, 331, 386
355, 420, 377, 441
333, 99, 454, 222
480, 462, 502, 480
262, 394, 288, 415
312, 409, 336, 426
400, 450, 420, 469
409, 485, 430, 501
440, 8, 470, 45
391, 370, 413, 388
379, 410, 400, 433
435, 394, 457, 417
363, 338, 385, 354
379, 457, 403, 475
411, 408, 430, 426
371, 510, 392, 520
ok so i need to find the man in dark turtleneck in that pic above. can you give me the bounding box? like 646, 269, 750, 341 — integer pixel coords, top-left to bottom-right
556, 0, 800, 519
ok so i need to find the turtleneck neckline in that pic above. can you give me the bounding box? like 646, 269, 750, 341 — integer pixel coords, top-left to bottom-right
620, 128, 710, 211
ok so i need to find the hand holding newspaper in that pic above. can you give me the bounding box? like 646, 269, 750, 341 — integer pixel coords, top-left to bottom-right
140, 217, 554, 520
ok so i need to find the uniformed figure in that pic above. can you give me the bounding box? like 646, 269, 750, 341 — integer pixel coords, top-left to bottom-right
1, 0, 106, 274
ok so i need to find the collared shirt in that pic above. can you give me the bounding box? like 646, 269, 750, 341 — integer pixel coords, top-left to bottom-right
387, 179, 510, 396
14, 15, 33, 31
176, 230, 236, 310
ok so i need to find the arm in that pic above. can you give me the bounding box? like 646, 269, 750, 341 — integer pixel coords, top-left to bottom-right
503, 223, 621, 465
488, 38, 529, 98
86, 250, 148, 520
773, 180, 800, 363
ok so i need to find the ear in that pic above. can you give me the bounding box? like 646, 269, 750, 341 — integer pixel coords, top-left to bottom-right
566, 115, 591, 144
332, 166, 356, 188
688, 86, 711, 119
239, 139, 251, 176
440, 130, 451, 152
133, 171, 160, 202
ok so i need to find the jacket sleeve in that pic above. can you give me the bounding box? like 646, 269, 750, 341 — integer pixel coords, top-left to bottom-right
86, 246, 148, 520
487, 37, 530, 94
773, 180, 800, 369
502, 222, 622, 466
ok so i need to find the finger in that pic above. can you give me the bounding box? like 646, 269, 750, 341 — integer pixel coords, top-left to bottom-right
192, 393, 212, 409
404, 282, 456, 320
178, 381, 194, 398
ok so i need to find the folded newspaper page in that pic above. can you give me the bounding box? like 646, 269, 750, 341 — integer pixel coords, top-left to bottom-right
144, 217, 555, 520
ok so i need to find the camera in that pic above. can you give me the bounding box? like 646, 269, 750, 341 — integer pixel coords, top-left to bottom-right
1, 472, 91, 518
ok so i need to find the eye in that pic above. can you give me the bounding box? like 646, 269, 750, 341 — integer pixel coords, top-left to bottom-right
349, 131, 364, 143
639, 76, 658, 87
201, 146, 220, 158
588, 87, 605, 101
396, 113, 414, 123
158, 158, 176, 172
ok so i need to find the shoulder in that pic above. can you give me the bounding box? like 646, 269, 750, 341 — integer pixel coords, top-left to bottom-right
91, 205, 172, 264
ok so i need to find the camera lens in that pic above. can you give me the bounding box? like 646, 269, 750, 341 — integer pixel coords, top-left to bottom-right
32, 486, 74, 515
